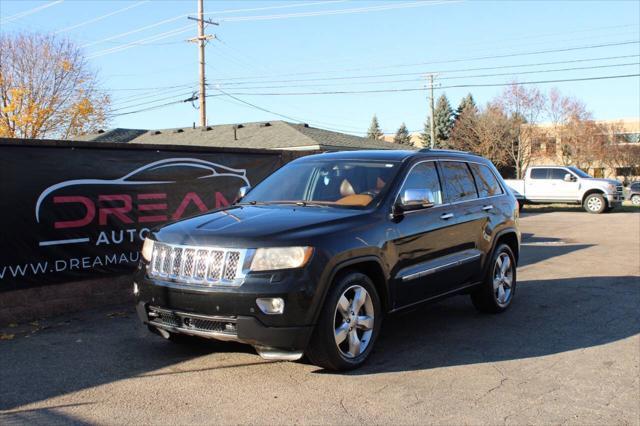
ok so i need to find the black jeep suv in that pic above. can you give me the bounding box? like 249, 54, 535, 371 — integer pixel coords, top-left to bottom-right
134, 149, 520, 370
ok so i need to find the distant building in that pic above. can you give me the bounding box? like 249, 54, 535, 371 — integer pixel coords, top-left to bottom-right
528, 118, 640, 180
75, 121, 411, 151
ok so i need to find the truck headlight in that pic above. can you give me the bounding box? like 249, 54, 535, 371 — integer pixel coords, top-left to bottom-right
250, 247, 313, 272
141, 238, 154, 262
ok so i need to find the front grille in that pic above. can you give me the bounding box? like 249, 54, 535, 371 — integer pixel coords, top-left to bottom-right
616, 185, 623, 195
149, 242, 247, 286
149, 307, 237, 336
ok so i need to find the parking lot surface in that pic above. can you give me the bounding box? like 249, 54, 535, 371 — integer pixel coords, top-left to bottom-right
1, 211, 639, 425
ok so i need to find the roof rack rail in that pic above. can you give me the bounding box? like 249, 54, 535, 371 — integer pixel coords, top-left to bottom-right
418, 148, 470, 154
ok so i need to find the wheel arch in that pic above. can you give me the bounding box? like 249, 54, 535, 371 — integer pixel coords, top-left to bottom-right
581, 188, 606, 205
315, 256, 390, 323
491, 228, 520, 265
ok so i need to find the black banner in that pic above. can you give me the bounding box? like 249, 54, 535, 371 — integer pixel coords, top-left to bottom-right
0, 139, 298, 291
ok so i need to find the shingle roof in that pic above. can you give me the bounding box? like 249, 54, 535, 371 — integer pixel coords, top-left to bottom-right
75, 121, 411, 151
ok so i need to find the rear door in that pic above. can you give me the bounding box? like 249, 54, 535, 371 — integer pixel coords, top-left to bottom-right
436, 161, 485, 287
525, 167, 554, 200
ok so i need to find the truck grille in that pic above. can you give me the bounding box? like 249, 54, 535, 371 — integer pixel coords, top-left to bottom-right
616, 185, 623, 195
149, 242, 248, 286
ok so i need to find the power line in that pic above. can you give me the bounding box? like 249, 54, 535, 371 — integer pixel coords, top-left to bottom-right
86, 24, 193, 59
213, 54, 640, 86
79, 1, 347, 49
215, 88, 304, 123
220, 1, 460, 23
54, 1, 149, 34
0, 0, 63, 24
213, 62, 639, 91
208, 40, 640, 82
204, 73, 640, 96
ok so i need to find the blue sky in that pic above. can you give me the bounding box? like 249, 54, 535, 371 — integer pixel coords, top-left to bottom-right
1, 0, 639, 135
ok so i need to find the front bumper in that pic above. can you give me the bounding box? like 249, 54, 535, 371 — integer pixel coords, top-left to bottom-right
606, 193, 624, 206
133, 263, 320, 354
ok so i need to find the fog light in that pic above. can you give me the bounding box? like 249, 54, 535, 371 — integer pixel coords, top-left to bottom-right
256, 297, 285, 315
133, 282, 139, 296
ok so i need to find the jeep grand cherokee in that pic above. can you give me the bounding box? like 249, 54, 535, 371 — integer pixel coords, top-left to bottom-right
134, 149, 520, 370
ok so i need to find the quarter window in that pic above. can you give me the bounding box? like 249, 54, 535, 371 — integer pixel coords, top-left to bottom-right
439, 161, 478, 203
397, 162, 443, 205
469, 163, 503, 198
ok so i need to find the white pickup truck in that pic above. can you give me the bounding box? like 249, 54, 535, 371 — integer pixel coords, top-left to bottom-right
505, 166, 624, 213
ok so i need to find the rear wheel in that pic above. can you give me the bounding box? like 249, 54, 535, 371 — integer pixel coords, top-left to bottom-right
306, 271, 382, 371
583, 193, 607, 214
471, 244, 517, 313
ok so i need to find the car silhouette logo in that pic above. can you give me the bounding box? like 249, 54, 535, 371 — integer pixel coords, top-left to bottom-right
35, 158, 249, 222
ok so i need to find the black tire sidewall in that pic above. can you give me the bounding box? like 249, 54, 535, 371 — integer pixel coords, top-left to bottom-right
314, 272, 382, 370
477, 244, 517, 313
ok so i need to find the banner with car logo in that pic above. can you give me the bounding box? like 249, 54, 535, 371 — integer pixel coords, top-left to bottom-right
0, 139, 299, 291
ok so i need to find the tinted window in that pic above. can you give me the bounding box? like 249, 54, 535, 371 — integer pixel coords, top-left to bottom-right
469, 163, 503, 198
397, 162, 443, 205
549, 168, 568, 180
631, 183, 640, 190
440, 161, 478, 203
530, 168, 550, 179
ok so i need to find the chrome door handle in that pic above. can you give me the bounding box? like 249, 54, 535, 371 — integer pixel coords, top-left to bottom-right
440, 213, 454, 220
482, 205, 494, 211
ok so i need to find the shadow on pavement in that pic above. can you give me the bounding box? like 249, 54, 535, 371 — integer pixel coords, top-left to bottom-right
346, 274, 640, 376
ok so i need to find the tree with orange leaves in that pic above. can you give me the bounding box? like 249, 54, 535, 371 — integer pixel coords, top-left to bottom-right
0, 33, 110, 139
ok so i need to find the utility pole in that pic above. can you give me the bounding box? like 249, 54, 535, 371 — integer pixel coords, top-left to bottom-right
426, 74, 437, 149
188, 0, 217, 127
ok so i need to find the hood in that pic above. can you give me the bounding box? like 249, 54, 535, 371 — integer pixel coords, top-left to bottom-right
153, 204, 369, 246
585, 178, 621, 186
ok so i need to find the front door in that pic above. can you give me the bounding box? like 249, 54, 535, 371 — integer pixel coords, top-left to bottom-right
548, 168, 579, 201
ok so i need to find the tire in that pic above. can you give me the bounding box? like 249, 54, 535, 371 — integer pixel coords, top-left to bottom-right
471, 244, 517, 314
583, 193, 607, 214
306, 271, 382, 371
632, 194, 640, 206
518, 201, 525, 212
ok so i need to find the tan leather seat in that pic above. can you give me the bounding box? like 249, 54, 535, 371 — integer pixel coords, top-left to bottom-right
340, 179, 356, 196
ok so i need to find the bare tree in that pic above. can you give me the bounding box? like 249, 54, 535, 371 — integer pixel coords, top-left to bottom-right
494, 83, 546, 179
601, 121, 640, 184
450, 104, 513, 167
0, 33, 110, 139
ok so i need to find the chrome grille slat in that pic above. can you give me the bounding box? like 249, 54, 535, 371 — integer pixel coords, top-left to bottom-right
148, 242, 246, 287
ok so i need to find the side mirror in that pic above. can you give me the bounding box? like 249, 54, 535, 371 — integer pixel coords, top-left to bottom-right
237, 185, 251, 200
397, 189, 435, 213
563, 173, 575, 182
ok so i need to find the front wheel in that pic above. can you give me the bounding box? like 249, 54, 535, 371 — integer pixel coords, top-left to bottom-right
471, 244, 517, 313
583, 193, 607, 214
631, 194, 640, 206
306, 272, 382, 371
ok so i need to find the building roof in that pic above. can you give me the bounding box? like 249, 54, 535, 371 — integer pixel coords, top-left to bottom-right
75, 121, 411, 151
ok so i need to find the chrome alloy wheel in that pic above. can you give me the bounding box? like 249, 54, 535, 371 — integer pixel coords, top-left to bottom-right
587, 196, 603, 212
632, 195, 640, 206
493, 252, 514, 307
334, 285, 375, 359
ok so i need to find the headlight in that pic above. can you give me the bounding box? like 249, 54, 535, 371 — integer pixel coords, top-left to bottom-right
141, 238, 154, 262
250, 247, 313, 272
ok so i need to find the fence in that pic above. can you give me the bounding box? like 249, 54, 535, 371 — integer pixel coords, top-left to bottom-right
0, 138, 309, 295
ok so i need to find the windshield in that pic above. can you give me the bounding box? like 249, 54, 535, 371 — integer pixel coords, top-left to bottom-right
241, 159, 400, 207
567, 166, 592, 178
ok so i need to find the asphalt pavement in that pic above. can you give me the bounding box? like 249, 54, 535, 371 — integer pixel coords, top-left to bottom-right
1, 210, 639, 425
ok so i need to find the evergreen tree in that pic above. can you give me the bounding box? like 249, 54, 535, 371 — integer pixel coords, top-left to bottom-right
434, 94, 454, 146
366, 114, 383, 140
420, 119, 431, 147
421, 94, 455, 148
455, 93, 478, 120
393, 122, 412, 146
